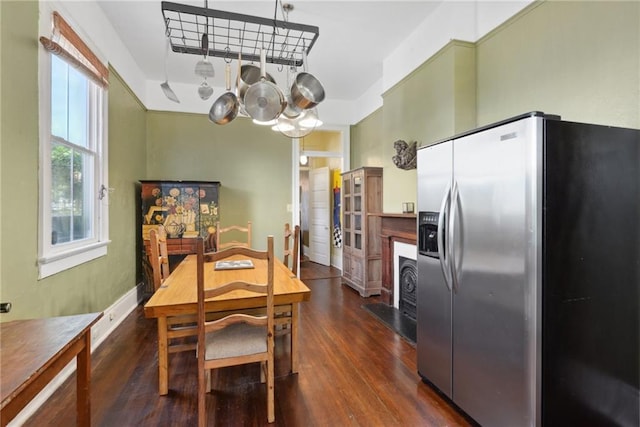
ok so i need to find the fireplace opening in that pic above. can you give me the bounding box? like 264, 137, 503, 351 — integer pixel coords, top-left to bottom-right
398, 256, 417, 320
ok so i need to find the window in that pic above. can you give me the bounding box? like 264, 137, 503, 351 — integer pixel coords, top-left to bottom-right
38, 10, 109, 278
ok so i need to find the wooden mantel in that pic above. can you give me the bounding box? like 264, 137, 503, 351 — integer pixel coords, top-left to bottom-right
372, 213, 417, 305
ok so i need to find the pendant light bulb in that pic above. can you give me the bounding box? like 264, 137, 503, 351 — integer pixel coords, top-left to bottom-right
299, 137, 308, 165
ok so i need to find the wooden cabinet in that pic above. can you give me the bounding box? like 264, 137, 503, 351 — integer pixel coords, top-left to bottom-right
341, 167, 383, 297
140, 180, 220, 255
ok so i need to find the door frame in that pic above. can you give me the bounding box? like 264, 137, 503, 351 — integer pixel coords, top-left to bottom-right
291, 125, 350, 270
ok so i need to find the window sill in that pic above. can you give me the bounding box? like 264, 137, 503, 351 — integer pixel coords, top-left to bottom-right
38, 241, 110, 279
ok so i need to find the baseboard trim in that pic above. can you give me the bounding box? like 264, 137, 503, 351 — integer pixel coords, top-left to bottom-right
7, 282, 145, 426
330, 252, 343, 270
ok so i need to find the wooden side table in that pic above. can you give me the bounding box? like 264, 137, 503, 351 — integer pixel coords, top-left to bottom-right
0, 312, 103, 426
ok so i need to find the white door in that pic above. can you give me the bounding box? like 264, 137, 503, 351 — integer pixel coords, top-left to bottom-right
309, 167, 331, 266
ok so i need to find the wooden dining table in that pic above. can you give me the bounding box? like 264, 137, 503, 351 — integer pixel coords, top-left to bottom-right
144, 253, 311, 395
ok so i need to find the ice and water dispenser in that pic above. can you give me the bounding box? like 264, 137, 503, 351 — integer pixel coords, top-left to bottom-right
418, 211, 441, 258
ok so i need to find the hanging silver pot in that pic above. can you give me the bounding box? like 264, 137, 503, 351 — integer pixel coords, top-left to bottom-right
209, 60, 239, 125
289, 48, 325, 110
283, 98, 302, 118
243, 49, 286, 122
237, 64, 276, 102
290, 72, 325, 110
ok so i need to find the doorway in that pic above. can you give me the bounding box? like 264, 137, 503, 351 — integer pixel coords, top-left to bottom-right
292, 127, 350, 270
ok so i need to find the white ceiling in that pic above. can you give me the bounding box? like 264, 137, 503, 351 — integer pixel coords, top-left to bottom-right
97, 1, 442, 104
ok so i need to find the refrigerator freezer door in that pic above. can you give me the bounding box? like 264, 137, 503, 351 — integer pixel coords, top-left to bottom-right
417, 141, 454, 397
450, 117, 540, 427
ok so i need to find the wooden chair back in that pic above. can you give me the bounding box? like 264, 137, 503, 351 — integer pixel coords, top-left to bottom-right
283, 223, 300, 276
149, 225, 170, 291
215, 221, 252, 251
196, 236, 275, 425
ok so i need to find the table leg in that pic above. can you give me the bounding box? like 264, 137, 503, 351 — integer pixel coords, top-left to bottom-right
291, 303, 299, 373
76, 330, 91, 426
158, 317, 169, 395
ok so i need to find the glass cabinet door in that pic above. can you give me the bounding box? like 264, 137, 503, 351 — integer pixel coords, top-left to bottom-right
354, 175, 362, 194
353, 177, 362, 252
354, 195, 362, 212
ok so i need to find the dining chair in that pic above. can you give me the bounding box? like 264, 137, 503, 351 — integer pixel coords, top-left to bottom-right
276, 223, 300, 337
215, 221, 252, 251
283, 223, 300, 276
196, 236, 275, 425
149, 225, 202, 354
149, 225, 170, 291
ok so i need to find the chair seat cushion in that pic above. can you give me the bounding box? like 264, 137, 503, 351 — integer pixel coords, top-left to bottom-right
205, 323, 267, 360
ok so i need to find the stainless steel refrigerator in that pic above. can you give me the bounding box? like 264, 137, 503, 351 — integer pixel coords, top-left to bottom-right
416, 112, 639, 427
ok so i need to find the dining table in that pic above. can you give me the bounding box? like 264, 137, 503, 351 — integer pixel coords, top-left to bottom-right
144, 252, 311, 395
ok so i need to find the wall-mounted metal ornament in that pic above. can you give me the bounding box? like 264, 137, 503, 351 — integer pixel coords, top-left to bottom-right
392, 140, 417, 170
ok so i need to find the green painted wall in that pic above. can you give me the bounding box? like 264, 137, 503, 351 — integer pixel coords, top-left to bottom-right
477, 0, 639, 128
107, 69, 148, 295
1, 0, 40, 319
380, 41, 476, 213
145, 112, 292, 258
350, 107, 384, 169
350, 0, 639, 213
0, 2, 147, 320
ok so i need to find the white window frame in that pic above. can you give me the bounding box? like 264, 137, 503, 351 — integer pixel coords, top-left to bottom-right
37, 6, 109, 279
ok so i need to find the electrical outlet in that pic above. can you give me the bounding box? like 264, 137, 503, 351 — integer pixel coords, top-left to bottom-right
286, 204, 292, 212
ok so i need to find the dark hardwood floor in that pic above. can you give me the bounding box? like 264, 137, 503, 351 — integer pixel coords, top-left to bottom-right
29, 261, 470, 426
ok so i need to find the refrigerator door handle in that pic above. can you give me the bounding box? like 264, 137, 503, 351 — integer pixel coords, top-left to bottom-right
437, 185, 453, 291
449, 180, 460, 292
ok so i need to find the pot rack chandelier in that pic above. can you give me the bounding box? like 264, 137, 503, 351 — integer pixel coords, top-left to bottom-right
160, 0, 325, 137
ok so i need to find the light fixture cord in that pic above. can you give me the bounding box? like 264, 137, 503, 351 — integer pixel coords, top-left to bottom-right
273, 0, 279, 24
204, 0, 209, 58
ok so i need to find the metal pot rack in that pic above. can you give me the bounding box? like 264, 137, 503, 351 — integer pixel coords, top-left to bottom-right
161, 1, 319, 67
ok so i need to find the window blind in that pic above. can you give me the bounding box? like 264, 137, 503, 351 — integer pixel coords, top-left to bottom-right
39, 11, 109, 88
